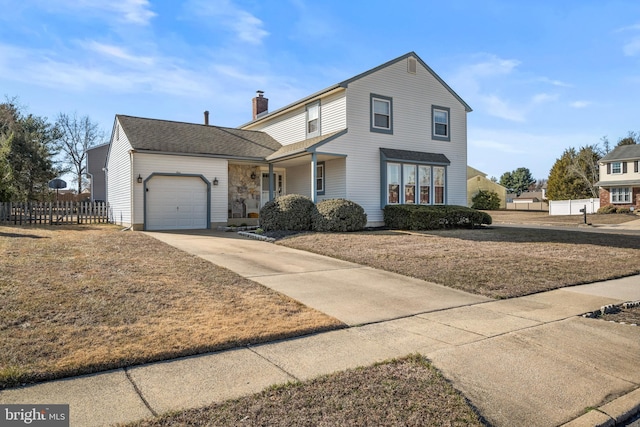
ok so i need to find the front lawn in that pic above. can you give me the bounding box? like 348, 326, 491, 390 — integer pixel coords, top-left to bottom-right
0, 225, 343, 389
123, 355, 484, 427
278, 227, 640, 299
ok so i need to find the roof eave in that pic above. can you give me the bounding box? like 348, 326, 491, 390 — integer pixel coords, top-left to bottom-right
132, 149, 269, 162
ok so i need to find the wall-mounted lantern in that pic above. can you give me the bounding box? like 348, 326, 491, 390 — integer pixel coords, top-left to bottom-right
137, 174, 143, 183
213, 177, 219, 186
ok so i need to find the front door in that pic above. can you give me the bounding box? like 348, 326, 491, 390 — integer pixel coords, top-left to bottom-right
261, 172, 285, 207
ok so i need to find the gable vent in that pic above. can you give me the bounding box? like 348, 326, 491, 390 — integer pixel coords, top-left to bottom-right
407, 57, 417, 74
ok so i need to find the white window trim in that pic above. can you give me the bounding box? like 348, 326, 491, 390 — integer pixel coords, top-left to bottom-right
611, 162, 622, 174
384, 162, 446, 206
306, 101, 320, 138
610, 187, 631, 204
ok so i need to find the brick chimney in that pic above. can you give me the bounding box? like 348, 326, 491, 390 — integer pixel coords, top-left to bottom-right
252, 90, 268, 120
204, 110, 209, 125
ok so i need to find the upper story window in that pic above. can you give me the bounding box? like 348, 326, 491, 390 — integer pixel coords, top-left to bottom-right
370, 94, 393, 134
432, 106, 450, 141
612, 162, 622, 174
306, 102, 320, 138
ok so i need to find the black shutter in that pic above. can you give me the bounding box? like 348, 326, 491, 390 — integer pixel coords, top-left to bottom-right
623, 162, 628, 173
607, 163, 611, 174
635, 160, 639, 173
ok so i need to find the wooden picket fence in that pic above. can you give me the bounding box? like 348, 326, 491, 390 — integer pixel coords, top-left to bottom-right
0, 201, 110, 225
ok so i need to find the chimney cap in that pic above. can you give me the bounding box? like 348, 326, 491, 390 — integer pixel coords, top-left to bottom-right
256, 90, 264, 97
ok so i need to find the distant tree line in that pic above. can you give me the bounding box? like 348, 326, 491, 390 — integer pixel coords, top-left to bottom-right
0, 97, 105, 202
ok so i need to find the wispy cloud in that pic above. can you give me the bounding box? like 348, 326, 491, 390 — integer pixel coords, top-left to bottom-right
537, 77, 572, 87
481, 95, 526, 122
83, 41, 154, 65
570, 100, 592, 109
615, 23, 640, 33
532, 93, 558, 104
623, 38, 640, 56
185, 0, 269, 45
36, 0, 156, 25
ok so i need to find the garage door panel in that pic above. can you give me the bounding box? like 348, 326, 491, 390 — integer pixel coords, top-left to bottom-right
146, 176, 208, 231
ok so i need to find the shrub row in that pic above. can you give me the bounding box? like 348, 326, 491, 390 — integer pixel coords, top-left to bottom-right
597, 205, 632, 214
259, 195, 367, 232
383, 204, 492, 230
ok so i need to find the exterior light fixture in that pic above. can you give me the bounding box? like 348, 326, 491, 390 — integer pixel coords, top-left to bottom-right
137, 174, 143, 183
213, 177, 219, 186
251, 171, 256, 180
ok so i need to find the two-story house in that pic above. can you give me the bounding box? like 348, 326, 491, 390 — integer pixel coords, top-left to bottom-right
104, 52, 471, 230
596, 145, 640, 210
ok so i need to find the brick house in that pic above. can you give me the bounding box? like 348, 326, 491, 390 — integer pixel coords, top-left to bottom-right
596, 145, 640, 210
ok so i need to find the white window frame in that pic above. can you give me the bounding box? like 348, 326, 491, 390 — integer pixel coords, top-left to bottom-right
611, 162, 622, 174
610, 187, 631, 204
371, 94, 393, 134
432, 106, 450, 141
306, 101, 320, 138
387, 163, 401, 204
384, 162, 446, 206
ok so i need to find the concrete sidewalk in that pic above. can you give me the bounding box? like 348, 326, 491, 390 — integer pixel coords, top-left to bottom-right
1, 231, 639, 427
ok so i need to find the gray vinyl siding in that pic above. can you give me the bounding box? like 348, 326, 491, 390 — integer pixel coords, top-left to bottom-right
285, 163, 310, 197
133, 153, 229, 226
253, 107, 306, 146
321, 56, 468, 224
245, 91, 347, 146
318, 92, 347, 134
318, 157, 347, 201
106, 121, 133, 226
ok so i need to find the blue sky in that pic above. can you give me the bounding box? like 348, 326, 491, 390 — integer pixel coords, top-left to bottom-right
1, 0, 640, 181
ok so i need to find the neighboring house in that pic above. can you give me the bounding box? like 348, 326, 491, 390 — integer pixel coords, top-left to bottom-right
513, 191, 544, 203
466, 166, 507, 208
596, 144, 640, 210
86, 143, 110, 202
106, 52, 472, 230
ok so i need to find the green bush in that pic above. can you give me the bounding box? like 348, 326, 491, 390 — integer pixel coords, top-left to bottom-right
312, 199, 367, 232
259, 194, 315, 231
597, 205, 618, 214
617, 207, 631, 214
471, 190, 501, 210
383, 205, 492, 230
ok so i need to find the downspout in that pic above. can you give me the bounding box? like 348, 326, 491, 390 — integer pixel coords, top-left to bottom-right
102, 167, 108, 222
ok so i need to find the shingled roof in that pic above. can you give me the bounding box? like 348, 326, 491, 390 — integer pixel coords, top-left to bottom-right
117, 115, 281, 159
600, 144, 640, 161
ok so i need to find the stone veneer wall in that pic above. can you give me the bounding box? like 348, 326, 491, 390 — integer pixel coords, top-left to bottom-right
228, 164, 261, 218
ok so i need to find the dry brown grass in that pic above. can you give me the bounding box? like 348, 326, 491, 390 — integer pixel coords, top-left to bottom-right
0, 225, 343, 389
279, 227, 640, 299
123, 354, 484, 427
487, 210, 638, 226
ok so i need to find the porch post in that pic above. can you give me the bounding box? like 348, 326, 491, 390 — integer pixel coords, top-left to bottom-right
268, 163, 274, 201
311, 152, 317, 203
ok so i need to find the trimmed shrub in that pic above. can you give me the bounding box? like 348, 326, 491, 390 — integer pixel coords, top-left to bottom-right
383, 205, 492, 230
617, 207, 631, 214
312, 199, 367, 232
597, 205, 618, 214
471, 190, 501, 210
259, 194, 315, 231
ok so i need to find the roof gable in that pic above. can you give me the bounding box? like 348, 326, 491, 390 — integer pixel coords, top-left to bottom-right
240, 51, 471, 128
117, 115, 281, 159
600, 144, 640, 161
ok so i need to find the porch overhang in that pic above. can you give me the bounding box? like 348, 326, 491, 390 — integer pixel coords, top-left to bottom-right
596, 179, 640, 187
266, 129, 348, 165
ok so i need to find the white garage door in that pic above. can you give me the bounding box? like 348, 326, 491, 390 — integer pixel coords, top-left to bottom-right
146, 175, 208, 230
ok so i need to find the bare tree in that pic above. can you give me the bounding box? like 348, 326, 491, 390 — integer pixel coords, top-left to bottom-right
55, 113, 105, 195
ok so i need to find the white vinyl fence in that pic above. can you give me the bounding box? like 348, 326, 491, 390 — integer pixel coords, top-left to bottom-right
548, 198, 600, 216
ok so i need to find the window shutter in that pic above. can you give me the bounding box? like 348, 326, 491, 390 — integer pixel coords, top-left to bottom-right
635, 160, 639, 173
607, 163, 611, 174
623, 162, 628, 173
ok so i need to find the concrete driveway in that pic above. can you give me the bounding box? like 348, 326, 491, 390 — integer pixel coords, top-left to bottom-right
146, 230, 490, 326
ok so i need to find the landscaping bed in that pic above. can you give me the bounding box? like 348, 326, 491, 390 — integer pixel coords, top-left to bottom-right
0, 225, 343, 389
278, 227, 640, 299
